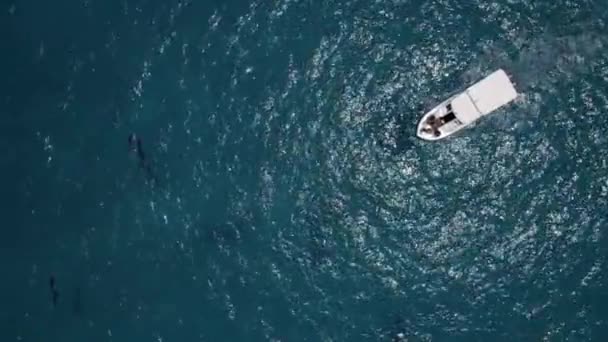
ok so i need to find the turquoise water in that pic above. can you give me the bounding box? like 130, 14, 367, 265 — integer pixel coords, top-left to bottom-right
2, 0, 608, 340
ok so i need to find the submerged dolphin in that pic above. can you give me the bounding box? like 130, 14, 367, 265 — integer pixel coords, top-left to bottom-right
49, 275, 59, 307
128, 133, 157, 185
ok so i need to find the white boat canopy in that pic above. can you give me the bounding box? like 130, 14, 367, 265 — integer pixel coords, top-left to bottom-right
451, 69, 517, 124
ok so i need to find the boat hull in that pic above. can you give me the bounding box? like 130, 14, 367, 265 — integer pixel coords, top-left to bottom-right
416, 69, 517, 141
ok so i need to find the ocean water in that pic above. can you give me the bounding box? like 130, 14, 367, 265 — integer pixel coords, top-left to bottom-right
2, 0, 608, 341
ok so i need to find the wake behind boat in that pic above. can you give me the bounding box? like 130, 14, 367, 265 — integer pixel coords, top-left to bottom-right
416, 69, 518, 141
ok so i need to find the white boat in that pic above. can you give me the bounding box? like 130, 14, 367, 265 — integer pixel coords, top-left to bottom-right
416, 69, 518, 141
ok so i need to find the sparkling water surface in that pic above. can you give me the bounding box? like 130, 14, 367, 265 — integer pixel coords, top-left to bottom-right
2, 0, 608, 341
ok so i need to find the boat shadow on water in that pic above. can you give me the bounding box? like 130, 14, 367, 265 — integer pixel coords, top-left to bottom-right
376, 107, 429, 155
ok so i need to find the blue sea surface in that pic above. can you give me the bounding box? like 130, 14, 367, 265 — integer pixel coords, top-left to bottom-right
2, 0, 608, 341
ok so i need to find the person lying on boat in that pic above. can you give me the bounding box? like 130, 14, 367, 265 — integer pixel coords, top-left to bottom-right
421, 115, 443, 136
427, 115, 446, 127
421, 125, 442, 137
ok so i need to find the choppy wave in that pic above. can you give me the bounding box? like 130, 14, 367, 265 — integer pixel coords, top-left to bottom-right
120, 0, 608, 340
